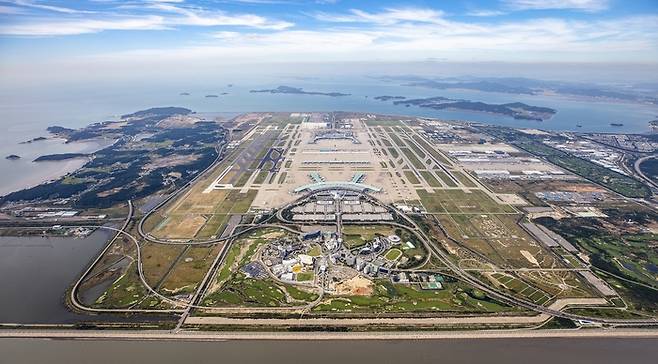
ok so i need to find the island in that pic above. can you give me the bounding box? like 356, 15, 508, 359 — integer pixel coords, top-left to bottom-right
374, 95, 407, 101
46, 125, 75, 135
5, 154, 21, 160
391, 96, 556, 121
378, 75, 658, 105
249, 85, 350, 97
33, 153, 89, 162
121, 107, 192, 119
19, 136, 47, 144
2, 106, 223, 209
47, 125, 103, 143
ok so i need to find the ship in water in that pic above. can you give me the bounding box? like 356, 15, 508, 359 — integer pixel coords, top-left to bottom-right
610, 122, 624, 127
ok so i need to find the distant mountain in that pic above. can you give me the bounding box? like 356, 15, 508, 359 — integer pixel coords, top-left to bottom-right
405, 80, 536, 95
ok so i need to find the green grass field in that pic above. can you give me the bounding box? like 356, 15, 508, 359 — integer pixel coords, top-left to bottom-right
420, 171, 442, 187
417, 189, 515, 214
365, 119, 403, 127
400, 148, 425, 169
313, 280, 512, 313
385, 248, 403, 261
404, 171, 420, 184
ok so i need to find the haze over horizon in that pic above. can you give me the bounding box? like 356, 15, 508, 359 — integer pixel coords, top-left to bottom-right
1, 0, 658, 86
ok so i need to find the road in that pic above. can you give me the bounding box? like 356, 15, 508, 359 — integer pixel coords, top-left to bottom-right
2, 327, 658, 341
634, 154, 658, 189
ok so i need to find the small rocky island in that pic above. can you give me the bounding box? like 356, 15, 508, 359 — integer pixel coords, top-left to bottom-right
20, 136, 47, 144
374, 95, 407, 101
34, 153, 89, 162
250, 85, 350, 97
5, 154, 21, 160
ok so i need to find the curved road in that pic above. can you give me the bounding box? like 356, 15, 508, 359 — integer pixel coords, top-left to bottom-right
634, 154, 658, 190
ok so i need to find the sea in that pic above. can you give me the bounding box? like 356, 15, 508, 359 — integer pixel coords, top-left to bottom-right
1, 77, 657, 196
1, 337, 657, 364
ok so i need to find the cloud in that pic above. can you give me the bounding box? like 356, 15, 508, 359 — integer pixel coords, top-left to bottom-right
0, 5, 26, 14
503, 0, 609, 12
467, 9, 506, 17
148, 3, 293, 29
112, 14, 656, 64
10, 0, 97, 14
0, 16, 168, 36
314, 7, 446, 25
2, 3, 656, 65
0, 1, 294, 36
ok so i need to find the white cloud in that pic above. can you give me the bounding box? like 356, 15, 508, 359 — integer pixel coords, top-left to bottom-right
11, 0, 96, 14
0, 1, 294, 36
503, 0, 609, 12
2, 3, 656, 65
0, 5, 26, 14
106, 14, 657, 64
467, 9, 506, 17
149, 3, 293, 29
0, 16, 168, 36
314, 7, 446, 25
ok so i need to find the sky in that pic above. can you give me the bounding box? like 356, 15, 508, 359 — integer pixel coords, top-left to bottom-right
1, 0, 657, 85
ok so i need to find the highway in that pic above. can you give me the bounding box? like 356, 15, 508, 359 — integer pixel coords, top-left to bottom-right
634, 154, 658, 189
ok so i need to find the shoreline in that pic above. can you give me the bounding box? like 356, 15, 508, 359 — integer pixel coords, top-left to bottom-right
1, 328, 658, 341
0, 137, 116, 197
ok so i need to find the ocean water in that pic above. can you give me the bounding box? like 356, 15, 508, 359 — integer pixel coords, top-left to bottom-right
1, 78, 657, 196
2, 337, 658, 364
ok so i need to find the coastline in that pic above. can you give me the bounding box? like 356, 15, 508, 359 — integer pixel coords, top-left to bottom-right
1, 328, 658, 341
0, 137, 116, 197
